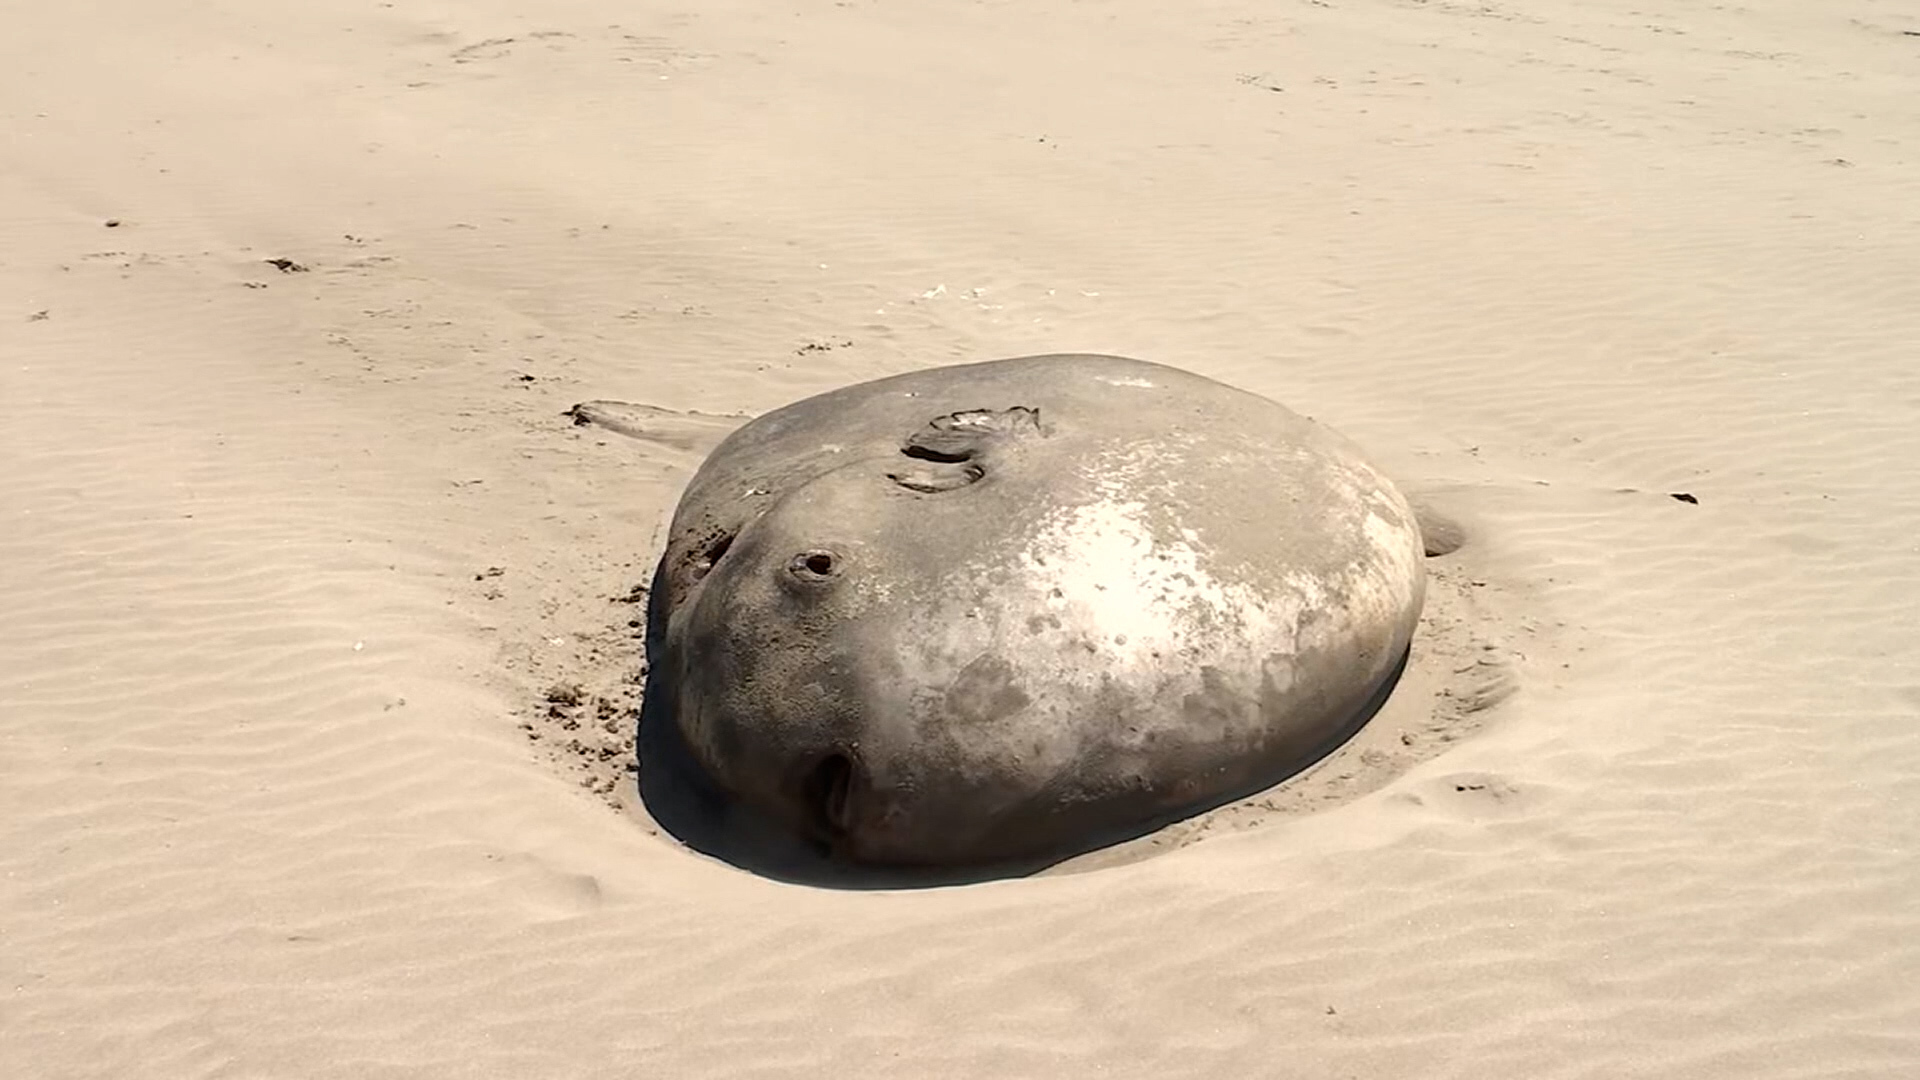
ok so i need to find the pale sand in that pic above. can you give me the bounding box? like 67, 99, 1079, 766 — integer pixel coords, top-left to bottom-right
4, 0, 1918, 1076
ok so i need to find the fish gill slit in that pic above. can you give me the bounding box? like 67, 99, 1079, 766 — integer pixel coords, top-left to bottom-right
802, 752, 856, 842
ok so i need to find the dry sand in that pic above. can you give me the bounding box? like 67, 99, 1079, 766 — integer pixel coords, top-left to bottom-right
5, 1, 1919, 1076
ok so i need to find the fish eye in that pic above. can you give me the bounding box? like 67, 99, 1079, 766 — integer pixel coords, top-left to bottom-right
788, 549, 841, 580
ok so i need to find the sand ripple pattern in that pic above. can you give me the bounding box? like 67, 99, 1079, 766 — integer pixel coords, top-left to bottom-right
5, 0, 1919, 1077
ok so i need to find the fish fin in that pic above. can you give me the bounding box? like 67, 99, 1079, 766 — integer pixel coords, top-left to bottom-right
562, 400, 750, 454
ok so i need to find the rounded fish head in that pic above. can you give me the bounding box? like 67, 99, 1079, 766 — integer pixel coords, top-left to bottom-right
666, 459, 1031, 866
649, 364, 1430, 873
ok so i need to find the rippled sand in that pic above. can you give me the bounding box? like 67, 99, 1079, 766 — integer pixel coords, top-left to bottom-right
5, 1, 1918, 1076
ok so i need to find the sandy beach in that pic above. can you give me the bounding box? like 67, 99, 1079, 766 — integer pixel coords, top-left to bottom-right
5, 1, 1918, 1076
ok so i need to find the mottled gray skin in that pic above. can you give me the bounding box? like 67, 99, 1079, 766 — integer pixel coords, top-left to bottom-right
647, 354, 1425, 868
